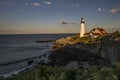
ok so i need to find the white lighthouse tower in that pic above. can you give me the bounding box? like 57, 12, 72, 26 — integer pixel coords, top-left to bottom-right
80, 17, 85, 37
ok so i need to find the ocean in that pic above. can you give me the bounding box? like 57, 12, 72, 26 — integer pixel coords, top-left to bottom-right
0, 34, 74, 77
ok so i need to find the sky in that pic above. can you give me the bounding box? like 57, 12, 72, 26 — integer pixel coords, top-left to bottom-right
0, 0, 120, 34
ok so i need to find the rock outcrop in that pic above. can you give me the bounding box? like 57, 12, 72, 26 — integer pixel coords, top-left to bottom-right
49, 32, 120, 66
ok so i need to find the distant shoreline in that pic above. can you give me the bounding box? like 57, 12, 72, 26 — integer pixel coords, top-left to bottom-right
0, 33, 76, 35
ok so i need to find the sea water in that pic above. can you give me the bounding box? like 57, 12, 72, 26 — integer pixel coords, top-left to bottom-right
0, 34, 74, 77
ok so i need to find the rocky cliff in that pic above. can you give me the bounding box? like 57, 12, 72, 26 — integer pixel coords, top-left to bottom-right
49, 31, 120, 66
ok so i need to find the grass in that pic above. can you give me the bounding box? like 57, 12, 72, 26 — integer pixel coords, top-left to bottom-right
0, 64, 120, 80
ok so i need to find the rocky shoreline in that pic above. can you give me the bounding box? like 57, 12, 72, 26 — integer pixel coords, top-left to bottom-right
0, 50, 51, 78
49, 31, 120, 67
0, 31, 120, 79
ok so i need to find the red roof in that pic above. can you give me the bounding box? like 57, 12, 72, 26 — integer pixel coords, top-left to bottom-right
92, 33, 102, 36
97, 28, 107, 34
76, 27, 107, 37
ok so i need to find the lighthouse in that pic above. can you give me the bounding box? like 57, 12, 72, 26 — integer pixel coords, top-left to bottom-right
80, 17, 85, 37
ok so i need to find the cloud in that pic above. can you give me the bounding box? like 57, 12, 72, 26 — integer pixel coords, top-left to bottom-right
43, 1, 52, 5
97, 8, 102, 12
72, 4, 80, 7
32, 2, 40, 7
59, 20, 68, 24
96, 8, 105, 12
59, 20, 77, 25
109, 8, 120, 14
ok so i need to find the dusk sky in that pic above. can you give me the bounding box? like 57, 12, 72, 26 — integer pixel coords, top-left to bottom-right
0, 0, 120, 34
